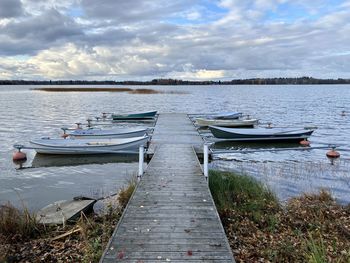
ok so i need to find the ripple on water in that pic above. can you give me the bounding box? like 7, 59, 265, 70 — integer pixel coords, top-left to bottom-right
1, 84, 350, 208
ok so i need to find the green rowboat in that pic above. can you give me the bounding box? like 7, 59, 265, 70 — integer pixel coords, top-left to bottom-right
112, 111, 157, 120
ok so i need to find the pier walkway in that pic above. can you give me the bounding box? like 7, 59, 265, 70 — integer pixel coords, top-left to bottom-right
101, 113, 235, 262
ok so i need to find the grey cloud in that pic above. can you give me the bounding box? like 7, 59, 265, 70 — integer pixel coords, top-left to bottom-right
0, 9, 84, 55
81, 0, 197, 22
0, 0, 23, 18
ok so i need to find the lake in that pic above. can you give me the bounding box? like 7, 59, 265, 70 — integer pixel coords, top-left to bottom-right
0, 84, 349, 210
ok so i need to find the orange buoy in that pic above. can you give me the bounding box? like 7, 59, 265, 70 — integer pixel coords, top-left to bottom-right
326, 147, 340, 158
13, 151, 27, 161
300, 139, 310, 146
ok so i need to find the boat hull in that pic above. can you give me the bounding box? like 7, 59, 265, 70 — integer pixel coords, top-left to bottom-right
112, 111, 157, 120
30, 136, 149, 154
209, 126, 314, 142
195, 118, 258, 127
67, 128, 148, 139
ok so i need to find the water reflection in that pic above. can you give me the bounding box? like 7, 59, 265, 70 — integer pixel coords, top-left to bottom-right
212, 141, 302, 150
30, 153, 139, 168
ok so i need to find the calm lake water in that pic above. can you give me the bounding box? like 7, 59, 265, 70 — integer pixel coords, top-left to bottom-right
0, 85, 349, 210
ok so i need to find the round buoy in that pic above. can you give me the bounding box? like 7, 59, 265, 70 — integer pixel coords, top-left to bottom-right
300, 139, 310, 146
326, 148, 340, 158
13, 151, 27, 161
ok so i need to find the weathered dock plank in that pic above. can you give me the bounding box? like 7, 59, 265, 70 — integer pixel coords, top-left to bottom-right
100, 113, 234, 262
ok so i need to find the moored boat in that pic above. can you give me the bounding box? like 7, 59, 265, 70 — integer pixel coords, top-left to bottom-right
29, 136, 149, 154
112, 111, 157, 120
212, 111, 242, 119
195, 118, 258, 127
66, 127, 149, 139
209, 126, 314, 142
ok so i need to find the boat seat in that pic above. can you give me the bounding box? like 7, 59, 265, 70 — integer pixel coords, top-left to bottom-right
87, 142, 115, 146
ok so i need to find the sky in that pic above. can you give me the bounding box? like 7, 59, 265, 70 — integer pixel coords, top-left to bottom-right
0, 0, 349, 81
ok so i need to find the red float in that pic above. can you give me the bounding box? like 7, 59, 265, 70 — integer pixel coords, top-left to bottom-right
326, 148, 340, 158
13, 151, 27, 161
300, 139, 310, 146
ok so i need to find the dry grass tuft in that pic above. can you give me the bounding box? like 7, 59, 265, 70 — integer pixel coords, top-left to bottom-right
0, 202, 40, 242
0, 179, 137, 262
117, 179, 137, 208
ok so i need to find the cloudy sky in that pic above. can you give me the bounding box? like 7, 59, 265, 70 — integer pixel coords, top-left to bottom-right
0, 0, 349, 80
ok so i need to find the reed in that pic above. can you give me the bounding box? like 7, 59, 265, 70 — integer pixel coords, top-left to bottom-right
32, 87, 188, 94
32, 87, 133, 92
128, 88, 163, 94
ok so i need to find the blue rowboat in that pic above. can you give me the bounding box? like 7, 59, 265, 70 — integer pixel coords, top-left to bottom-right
209, 126, 314, 142
112, 111, 157, 120
195, 118, 258, 127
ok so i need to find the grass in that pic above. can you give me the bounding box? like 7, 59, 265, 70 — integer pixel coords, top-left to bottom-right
209, 170, 350, 262
0, 179, 137, 262
305, 232, 327, 263
209, 170, 280, 225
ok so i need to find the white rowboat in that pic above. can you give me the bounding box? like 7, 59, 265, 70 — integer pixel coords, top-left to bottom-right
30, 136, 149, 154
66, 127, 149, 139
212, 111, 242, 119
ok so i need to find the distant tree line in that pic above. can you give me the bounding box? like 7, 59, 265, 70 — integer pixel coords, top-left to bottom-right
1, 77, 350, 85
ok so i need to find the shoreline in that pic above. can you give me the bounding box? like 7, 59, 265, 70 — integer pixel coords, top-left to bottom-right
209, 170, 350, 262
1, 170, 349, 262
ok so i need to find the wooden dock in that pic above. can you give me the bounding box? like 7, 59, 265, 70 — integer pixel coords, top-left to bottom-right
100, 113, 235, 262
